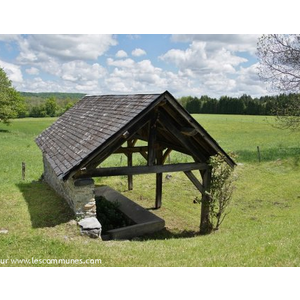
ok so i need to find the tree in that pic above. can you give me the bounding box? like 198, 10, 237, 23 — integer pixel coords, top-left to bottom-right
257, 34, 300, 130
45, 97, 58, 117
0, 68, 24, 124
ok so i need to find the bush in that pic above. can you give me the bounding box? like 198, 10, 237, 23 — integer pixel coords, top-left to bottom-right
208, 154, 236, 231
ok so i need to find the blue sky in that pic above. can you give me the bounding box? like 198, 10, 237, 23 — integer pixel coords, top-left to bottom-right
0, 34, 268, 98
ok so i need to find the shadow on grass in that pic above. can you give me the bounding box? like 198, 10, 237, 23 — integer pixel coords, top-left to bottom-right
136, 228, 201, 241
16, 181, 74, 228
236, 147, 300, 163
0, 129, 9, 133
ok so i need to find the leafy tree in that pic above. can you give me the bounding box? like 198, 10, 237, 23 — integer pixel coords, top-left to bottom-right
257, 34, 300, 130
0, 68, 24, 124
45, 97, 58, 117
185, 96, 201, 113
30, 104, 47, 117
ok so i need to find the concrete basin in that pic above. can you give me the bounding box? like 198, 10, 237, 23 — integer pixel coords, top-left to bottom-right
95, 186, 165, 240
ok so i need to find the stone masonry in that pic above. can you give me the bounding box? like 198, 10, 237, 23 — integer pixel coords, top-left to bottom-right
43, 156, 96, 218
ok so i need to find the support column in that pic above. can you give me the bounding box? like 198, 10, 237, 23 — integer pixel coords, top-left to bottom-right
127, 140, 135, 190
200, 168, 213, 234
148, 111, 158, 166
155, 149, 163, 209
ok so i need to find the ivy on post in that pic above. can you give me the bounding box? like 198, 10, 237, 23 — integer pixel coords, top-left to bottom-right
199, 154, 235, 234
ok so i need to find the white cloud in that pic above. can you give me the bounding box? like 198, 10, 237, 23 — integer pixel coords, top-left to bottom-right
16, 34, 117, 63
0, 34, 268, 97
16, 77, 63, 93
234, 63, 268, 96
25, 67, 39, 75
59, 61, 106, 82
107, 58, 135, 68
0, 60, 23, 83
105, 58, 166, 93
132, 48, 146, 57
0, 34, 20, 42
116, 50, 128, 58
171, 34, 260, 54
160, 41, 247, 74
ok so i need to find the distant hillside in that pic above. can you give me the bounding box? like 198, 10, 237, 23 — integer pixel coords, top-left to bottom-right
21, 92, 86, 101
19, 92, 87, 118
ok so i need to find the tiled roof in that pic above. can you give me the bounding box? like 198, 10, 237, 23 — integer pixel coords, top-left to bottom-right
36, 94, 161, 179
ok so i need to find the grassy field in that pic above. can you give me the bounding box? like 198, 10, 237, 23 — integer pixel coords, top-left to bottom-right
1, 115, 300, 267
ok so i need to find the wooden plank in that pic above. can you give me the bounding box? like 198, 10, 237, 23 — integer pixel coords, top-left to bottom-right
155, 149, 163, 209
77, 162, 208, 178
184, 171, 204, 194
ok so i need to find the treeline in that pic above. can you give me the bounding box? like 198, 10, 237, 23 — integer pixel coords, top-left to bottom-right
16, 92, 300, 118
19, 92, 86, 117
178, 93, 300, 115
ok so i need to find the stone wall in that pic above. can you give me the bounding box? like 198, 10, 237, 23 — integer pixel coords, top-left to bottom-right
43, 156, 96, 218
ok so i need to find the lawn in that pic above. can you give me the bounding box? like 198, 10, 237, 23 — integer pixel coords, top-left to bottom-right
0, 115, 300, 266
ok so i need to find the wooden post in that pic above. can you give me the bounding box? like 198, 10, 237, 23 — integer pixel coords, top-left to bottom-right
155, 149, 163, 209
127, 140, 136, 190
200, 168, 213, 235
128, 152, 133, 191
22, 162, 26, 180
257, 146, 261, 163
148, 111, 158, 166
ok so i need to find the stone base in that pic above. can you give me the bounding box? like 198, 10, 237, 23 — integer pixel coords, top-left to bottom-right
43, 156, 96, 218
78, 217, 102, 239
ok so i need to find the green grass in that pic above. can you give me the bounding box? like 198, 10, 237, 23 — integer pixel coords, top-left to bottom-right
1, 115, 300, 266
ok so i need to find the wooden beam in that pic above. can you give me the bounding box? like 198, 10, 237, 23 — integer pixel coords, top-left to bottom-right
140, 150, 148, 161
127, 140, 134, 191
82, 113, 152, 170
162, 148, 172, 164
158, 109, 208, 163
155, 149, 163, 209
181, 127, 197, 136
147, 111, 158, 166
164, 93, 236, 168
130, 134, 191, 156
76, 162, 208, 178
114, 146, 149, 154
184, 171, 204, 194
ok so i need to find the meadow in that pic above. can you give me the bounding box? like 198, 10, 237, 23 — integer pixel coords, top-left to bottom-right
1, 115, 300, 267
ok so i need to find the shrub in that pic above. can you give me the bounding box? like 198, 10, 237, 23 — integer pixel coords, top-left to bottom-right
208, 154, 236, 230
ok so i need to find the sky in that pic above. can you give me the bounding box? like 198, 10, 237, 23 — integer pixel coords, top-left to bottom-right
0, 34, 268, 98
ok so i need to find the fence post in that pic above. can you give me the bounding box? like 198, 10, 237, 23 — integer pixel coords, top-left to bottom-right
22, 162, 26, 180
257, 146, 261, 163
